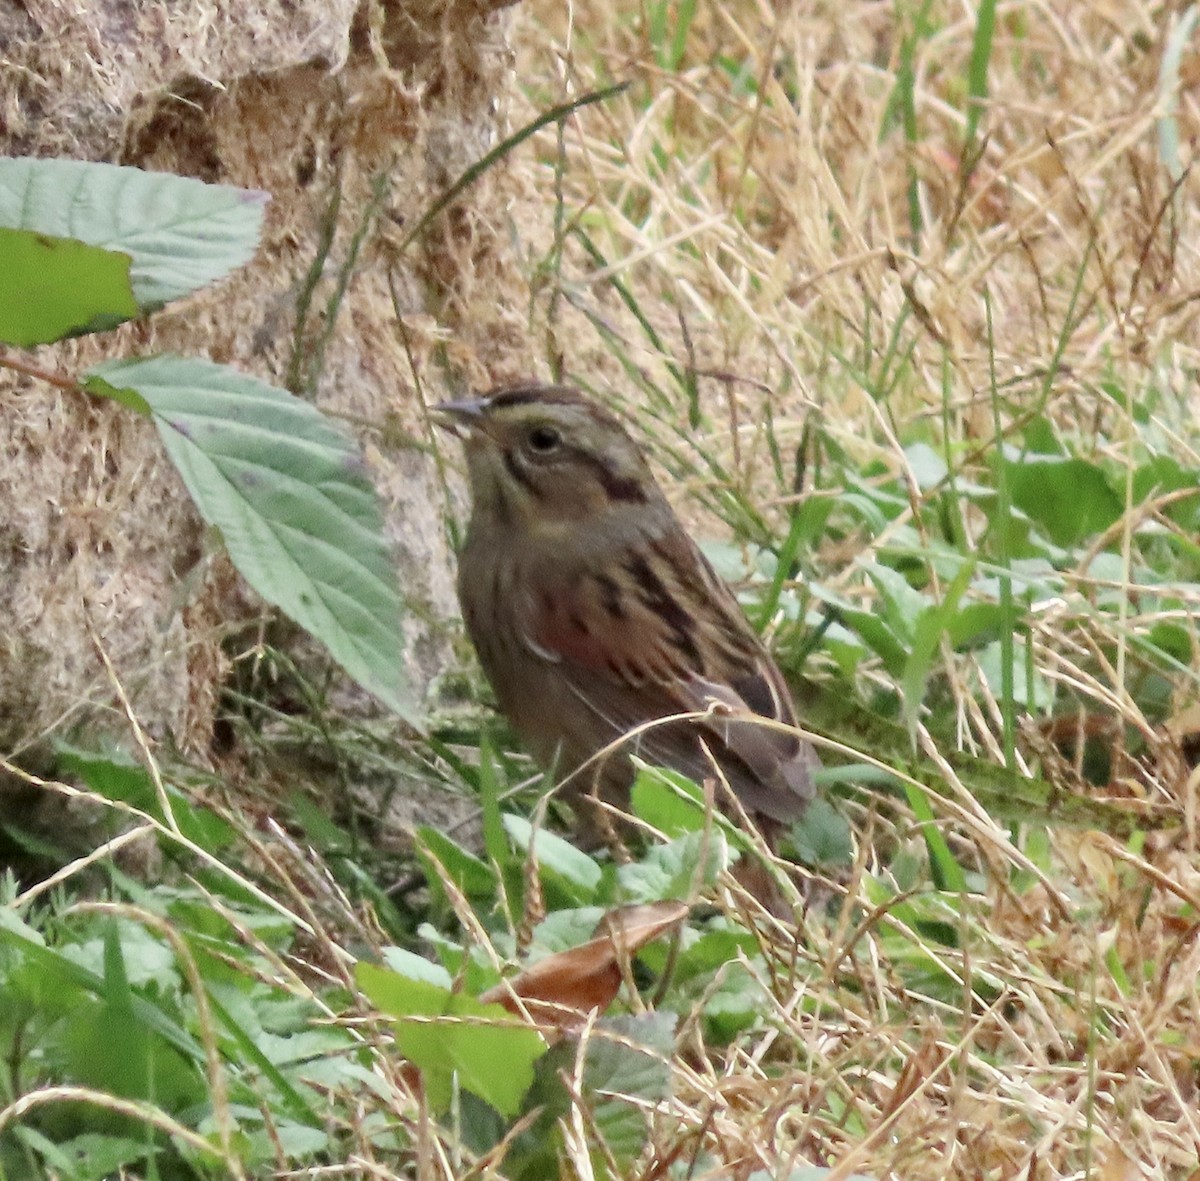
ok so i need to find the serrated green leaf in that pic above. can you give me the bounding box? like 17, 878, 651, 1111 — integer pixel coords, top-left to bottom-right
0, 156, 266, 310
582, 1012, 675, 1162
84, 355, 415, 722
0, 226, 136, 345
517, 1011, 675, 1173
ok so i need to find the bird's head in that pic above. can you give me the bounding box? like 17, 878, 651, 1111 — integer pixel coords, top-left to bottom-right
434, 384, 663, 537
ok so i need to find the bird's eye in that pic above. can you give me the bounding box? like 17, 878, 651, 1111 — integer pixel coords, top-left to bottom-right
527, 424, 562, 454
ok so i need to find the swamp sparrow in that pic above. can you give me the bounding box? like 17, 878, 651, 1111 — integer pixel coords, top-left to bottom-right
436, 383, 819, 841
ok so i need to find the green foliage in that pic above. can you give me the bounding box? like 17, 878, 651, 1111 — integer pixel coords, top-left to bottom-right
86, 355, 413, 721
6, 11, 1200, 1176
0, 787, 368, 1179
0, 156, 266, 322
0, 155, 412, 720
1, 742, 794, 1179
0, 227, 135, 345
357, 962, 546, 1117
511, 1012, 675, 1177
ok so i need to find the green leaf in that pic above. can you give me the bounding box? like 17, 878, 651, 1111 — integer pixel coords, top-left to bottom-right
976, 637, 1054, 710
528, 907, 606, 954
700, 960, 767, 1039
61, 1001, 204, 1110
287, 792, 355, 853
502, 813, 603, 899
904, 441, 949, 489
84, 355, 414, 722
16, 1131, 151, 1181
617, 830, 732, 902
516, 1012, 674, 1174
0, 155, 267, 310
415, 826, 496, 900
0, 226, 136, 345
809, 585, 910, 675
637, 922, 757, 984
942, 601, 1010, 649
629, 763, 750, 850
57, 744, 235, 853
963, 0, 997, 148
381, 946, 454, 989
997, 452, 1123, 547
900, 558, 975, 741
356, 962, 546, 1117
864, 562, 927, 644
577, 1012, 675, 1161
905, 781, 967, 893
1132, 455, 1200, 529
0, 919, 205, 1067
787, 796, 853, 868
629, 764, 711, 836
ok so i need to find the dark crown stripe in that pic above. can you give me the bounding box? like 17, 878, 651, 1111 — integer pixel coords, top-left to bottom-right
485, 383, 583, 409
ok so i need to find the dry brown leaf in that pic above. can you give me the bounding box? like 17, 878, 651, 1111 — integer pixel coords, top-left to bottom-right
479, 900, 689, 1031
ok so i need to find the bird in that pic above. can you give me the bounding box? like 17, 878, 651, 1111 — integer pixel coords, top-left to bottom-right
434, 381, 819, 846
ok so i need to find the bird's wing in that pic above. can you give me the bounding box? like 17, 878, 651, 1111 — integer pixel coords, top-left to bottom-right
522, 530, 817, 823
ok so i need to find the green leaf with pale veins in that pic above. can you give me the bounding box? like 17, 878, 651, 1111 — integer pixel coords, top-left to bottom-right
0, 155, 267, 312
84, 355, 416, 723
503, 813, 603, 898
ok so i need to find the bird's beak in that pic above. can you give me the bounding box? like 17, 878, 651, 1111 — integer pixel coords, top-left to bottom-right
430, 397, 488, 438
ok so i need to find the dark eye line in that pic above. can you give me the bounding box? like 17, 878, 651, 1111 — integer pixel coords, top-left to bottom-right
507, 433, 650, 505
